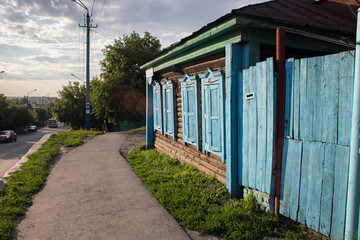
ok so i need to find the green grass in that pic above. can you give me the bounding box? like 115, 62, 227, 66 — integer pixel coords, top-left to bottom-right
0, 130, 102, 240
128, 143, 321, 240
128, 126, 146, 133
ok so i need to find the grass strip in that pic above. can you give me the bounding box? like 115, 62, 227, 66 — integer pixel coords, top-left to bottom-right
0, 130, 102, 239
128, 143, 321, 240
127, 126, 146, 133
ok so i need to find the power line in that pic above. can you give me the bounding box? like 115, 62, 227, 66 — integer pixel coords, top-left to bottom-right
90, 29, 114, 40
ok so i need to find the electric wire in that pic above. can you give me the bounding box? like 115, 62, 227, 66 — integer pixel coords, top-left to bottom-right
347, 0, 357, 18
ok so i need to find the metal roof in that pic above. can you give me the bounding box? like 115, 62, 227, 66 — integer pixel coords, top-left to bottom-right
233, 0, 357, 35
142, 0, 357, 69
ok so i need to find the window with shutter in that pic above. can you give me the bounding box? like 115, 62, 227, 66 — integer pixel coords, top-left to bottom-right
161, 79, 175, 139
179, 74, 199, 150
153, 82, 163, 134
200, 69, 225, 161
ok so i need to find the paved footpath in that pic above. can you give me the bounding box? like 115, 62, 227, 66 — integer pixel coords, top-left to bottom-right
14, 132, 190, 240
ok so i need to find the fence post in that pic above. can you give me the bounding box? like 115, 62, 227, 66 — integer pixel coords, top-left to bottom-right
146, 75, 154, 148
225, 43, 242, 196
274, 27, 286, 216
345, 8, 360, 240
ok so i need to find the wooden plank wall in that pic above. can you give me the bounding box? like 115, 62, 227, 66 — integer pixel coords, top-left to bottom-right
280, 51, 354, 238
239, 58, 275, 195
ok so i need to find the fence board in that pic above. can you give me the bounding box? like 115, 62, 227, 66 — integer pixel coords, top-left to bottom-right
256, 61, 267, 192
306, 141, 324, 232
241, 69, 250, 187
322, 54, 339, 143
299, 58, 310, 140
248, 66, 257, 189
265, 58, 275, 195
338, 51, 354, 146
331, 145, 350, 239
312, 57, 324, 142
293, 60, 301, 139
319, 143, 336, 236
284, 59, 294, 137
289, 140, 302, 221
280, 139, 290, 217
297, 140, 310, 225
280, 139, 302, 219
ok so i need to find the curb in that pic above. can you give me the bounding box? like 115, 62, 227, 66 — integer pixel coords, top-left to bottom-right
0, 133, 55, 188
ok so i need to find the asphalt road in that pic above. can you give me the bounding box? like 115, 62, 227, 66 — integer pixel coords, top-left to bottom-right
0, 125, 66, 177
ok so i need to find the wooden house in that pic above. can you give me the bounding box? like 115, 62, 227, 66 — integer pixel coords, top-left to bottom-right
141, 0, 358, 238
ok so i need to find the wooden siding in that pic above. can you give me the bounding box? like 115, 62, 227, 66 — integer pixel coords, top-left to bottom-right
280, 51, 354, 238
153, 54, 226, 185
238, 58, 275, 195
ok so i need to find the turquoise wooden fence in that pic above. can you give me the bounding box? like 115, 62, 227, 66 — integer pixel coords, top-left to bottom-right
280, 51, 354, 239
238, 58, 275, 195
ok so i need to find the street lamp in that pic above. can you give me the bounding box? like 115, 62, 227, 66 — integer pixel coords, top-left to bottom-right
70, 0, 97, 130
71, 73, 85, 84
27, 89, 37, 108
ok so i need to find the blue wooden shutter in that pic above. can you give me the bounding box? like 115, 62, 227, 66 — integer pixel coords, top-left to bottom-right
179, 74, 199, 150
200, 69, 225, 161
161, 79, 175, 139
153, 82, 163, 134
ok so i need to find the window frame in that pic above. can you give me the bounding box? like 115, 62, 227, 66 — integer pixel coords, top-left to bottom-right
179, 74, 200, 151
153, 81, 163, 134
161, 79, 175, 139
199, 68, 225, 162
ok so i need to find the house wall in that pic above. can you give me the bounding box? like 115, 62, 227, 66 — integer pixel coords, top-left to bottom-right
153, 53, 226, 184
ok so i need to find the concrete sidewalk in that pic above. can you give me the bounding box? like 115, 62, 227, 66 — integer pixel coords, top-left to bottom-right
15, 132, 190, 240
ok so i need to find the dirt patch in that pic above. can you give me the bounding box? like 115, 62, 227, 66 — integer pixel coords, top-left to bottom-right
119, 131, 146, 158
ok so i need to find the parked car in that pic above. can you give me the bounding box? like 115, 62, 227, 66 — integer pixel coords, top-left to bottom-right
0, 130, 17, 143
28, 125, 38, 132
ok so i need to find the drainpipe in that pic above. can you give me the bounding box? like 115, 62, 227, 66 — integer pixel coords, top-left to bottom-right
345, 8, 360, 240
274, 27, 286, 216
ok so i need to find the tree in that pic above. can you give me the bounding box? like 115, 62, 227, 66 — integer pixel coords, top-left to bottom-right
9, 105, 35, 127
34, 107, 52, 125
0, 94, 11, 129
0, 94, 35, 130
92, 31, 161, 125
53, 81, 86, 129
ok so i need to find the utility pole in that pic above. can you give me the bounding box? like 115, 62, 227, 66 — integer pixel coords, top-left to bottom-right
71, 0, 97, 130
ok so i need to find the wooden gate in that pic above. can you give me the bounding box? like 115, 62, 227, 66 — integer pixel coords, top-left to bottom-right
280, 51, 354, 238
238, 58, 275, 195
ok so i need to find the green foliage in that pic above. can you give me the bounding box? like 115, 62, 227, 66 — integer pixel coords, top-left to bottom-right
128, 144, 316, 240
53, 81, 86, 130
91, 32, 161, 125
0, 94, 34, 130
0, 130, 102, 239
34, 107, 52, 125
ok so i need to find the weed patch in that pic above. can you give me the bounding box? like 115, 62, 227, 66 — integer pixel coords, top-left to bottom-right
128, 143, 319, 240
0, 130, 102, 240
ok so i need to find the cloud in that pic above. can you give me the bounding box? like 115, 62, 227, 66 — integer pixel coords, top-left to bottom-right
0, 0, 268, 96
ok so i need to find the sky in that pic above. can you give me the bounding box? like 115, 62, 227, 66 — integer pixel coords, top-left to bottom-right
0, 0, 267, 97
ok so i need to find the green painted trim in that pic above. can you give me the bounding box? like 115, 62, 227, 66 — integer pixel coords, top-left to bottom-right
141, 17, 238, 70
154, 31, 241, 72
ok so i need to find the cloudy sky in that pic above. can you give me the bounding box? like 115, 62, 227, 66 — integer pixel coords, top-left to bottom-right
0, 0, 267, 97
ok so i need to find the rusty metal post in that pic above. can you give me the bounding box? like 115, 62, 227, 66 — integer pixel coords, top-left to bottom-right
274, 27, 286, 216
